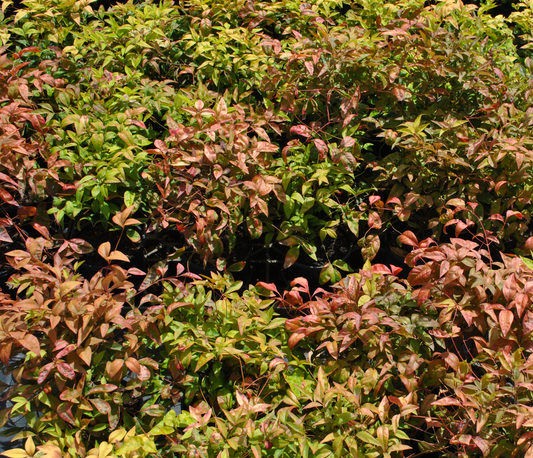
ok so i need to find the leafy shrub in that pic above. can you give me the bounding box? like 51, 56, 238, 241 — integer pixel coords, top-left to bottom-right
4, 0, 533, 456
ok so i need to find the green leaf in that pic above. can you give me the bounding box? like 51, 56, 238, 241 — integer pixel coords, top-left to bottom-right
284, 246, 300, 269
116, 437, 144, 455
126, 228, 140, 243
195, 353, 215, 372
521, 256, 533, 270
356, 431, 382, 447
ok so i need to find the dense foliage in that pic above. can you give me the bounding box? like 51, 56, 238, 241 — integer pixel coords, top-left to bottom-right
2, 0, 533, 456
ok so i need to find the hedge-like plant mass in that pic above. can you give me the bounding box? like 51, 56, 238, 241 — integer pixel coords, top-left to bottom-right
3, 0, 533, 456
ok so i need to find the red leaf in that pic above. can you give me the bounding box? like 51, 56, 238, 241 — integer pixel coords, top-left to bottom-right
489, 213, 505, 223
86, 384, 118, 395
499, 309, 514, 337
408, 264, 434, 287
0, 226, 12, 243
502, 274, 517, 302
398, 231, 418, 247
371, 264, 392, 275
57, 403, 75, 424
56, 344, 76, 359
506, 210, 524, 220
514, 293, 528, 318
256, 282, 278, 292
0, 187, 17, 205
288, 332, 307, 349
340, 136, 355, 148
312, 139, 328, 159
57, 362, 76, 380
473, 436, 489, 455
290, 125, 311, 138
38, 363, 54, 384
90, 398, 111, 414
393, 85, 406, 101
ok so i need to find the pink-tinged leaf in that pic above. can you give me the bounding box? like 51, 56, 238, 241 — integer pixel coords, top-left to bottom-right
0, 226, 12, 243
340, 136, 356, 148
518, 431, 533, 446
18, 334, 40, 355
369, 195, 381, 206
56, 344, 76, 359
138, 365, 151, 381
130, 119, 146, 129
111, 315, 132, 330
506, 210, 524, 220
256, 282, 277, 292
57, 362, 76, 380
495, 181, 509, 194
290, 125, 311, 138
313, 139, 328, 159
68, 238, 93, 254
100, 323, 109, 338
284, 246, 300, 269
106, 250, 130, 263
393, 85, 406, 101
431, 397, 462, 407
18, 83, 29, 102
413, 283, 432, 306
371, 264, 392, 275
57, 403, 75, 424
290, 277, 309, 292
59, 387, 81, 402
90, 398, 111, 414
304, 61, 314, 75
269, 358, 289, 370
38, 363, 54, 384
127, 267, 146, 276
517, 152, 525, 170
473, 437, 489, 456
86, 384, 118, 395
166, 302, 193, 315
288, 331, 307, 349
447, 198, 466, 208
499, 310, 514, 337
515, 293, 528, 318
141, 404, 165, 417
125, 357, 141, 375
98, 242, 111, 261
503, 274, 517, 302
488, 213, 504, 222
442, 352, 460, 371
390, 265, 403, 276
408, 264, 434, 287
106, 359, 124, 379
398, 231, 418, 247
0, 187, 17, 205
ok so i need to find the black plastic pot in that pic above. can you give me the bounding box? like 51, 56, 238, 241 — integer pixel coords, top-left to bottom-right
285, 241, 355, 291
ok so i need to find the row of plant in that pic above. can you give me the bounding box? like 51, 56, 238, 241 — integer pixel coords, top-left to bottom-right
3, 0, 533, 279
3, 231, 533, 457
3, 0, 533, 456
